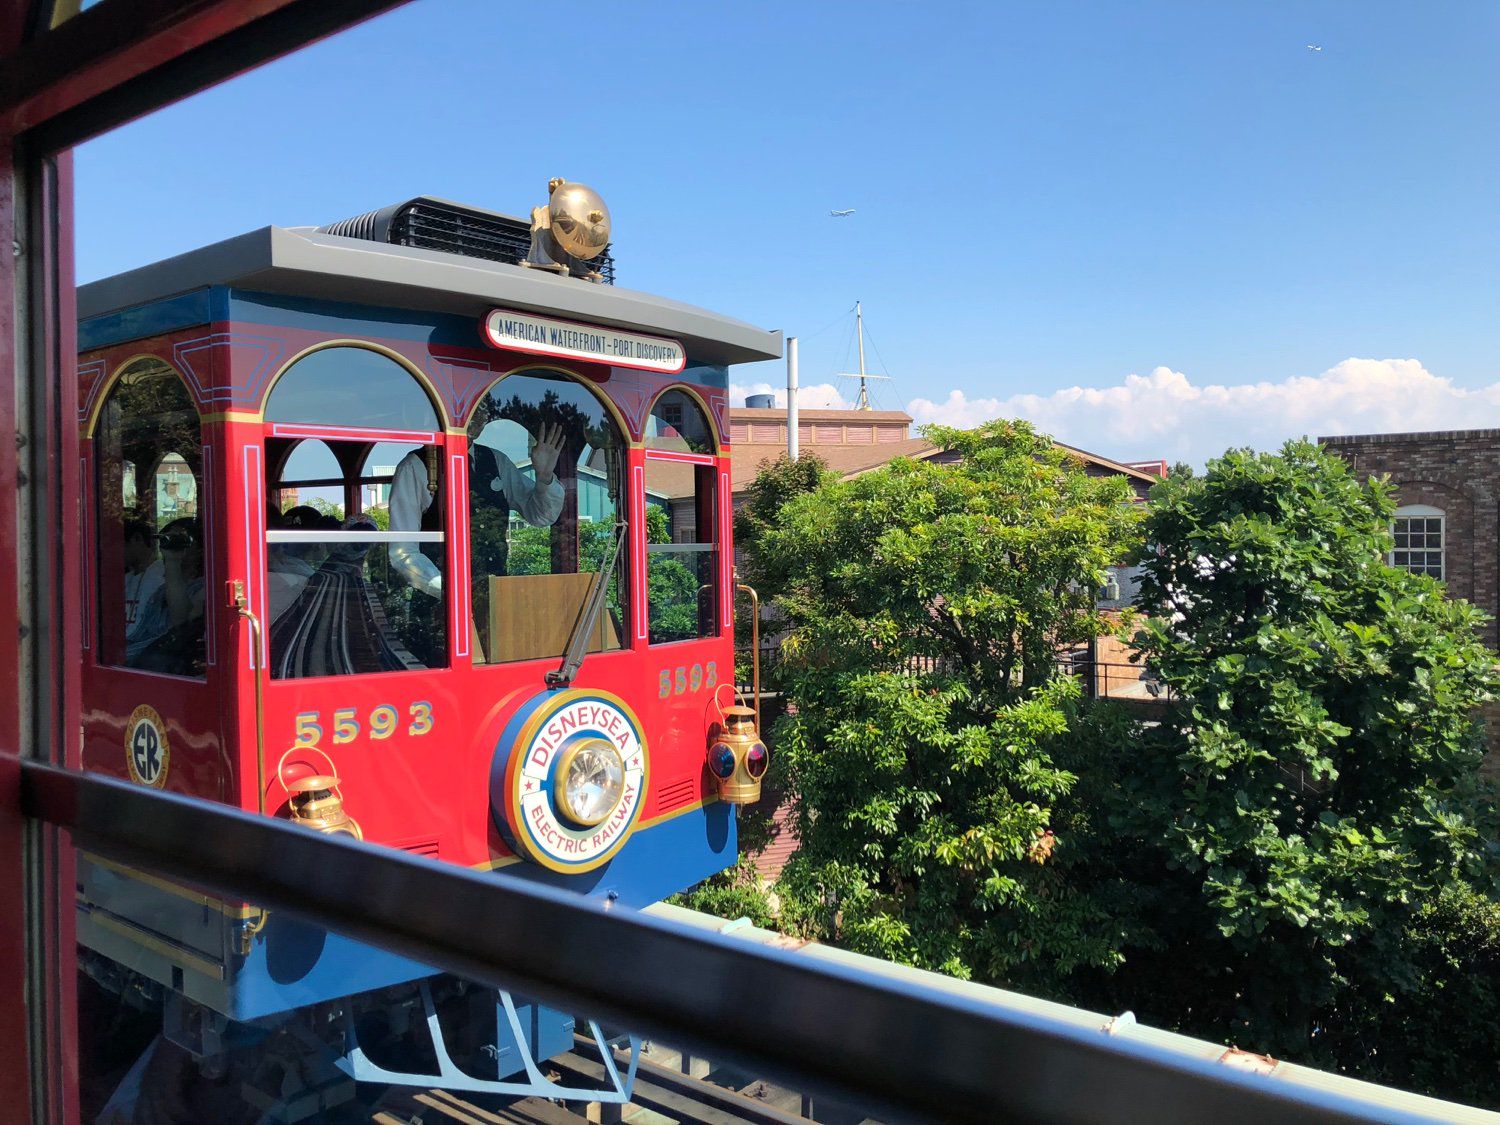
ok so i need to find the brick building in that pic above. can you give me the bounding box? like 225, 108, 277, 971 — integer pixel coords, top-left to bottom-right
1320, 428, 1500, 775
729, 405, 1161, 500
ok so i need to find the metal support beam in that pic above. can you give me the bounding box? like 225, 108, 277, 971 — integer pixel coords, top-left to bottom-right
0, 0, 409, 150
20, 762, 1425, 1125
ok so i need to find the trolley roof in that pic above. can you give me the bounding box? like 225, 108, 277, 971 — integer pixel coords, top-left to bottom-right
78, 225, 783, 366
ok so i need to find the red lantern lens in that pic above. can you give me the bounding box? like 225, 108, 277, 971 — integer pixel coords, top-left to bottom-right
745, 743, 768, 778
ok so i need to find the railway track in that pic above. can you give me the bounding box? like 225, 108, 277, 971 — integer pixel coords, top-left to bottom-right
366, 1039, 826, 1125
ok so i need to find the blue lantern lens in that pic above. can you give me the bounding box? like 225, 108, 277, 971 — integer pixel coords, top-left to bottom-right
709, 744, 737, 779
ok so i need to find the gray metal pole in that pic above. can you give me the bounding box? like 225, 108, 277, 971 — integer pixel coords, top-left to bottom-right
787, 336, 800, 461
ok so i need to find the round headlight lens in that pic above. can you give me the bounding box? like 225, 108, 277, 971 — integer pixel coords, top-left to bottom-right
745, 742, 768, 779
556, 739, 626, 827
709, 743, 737, 779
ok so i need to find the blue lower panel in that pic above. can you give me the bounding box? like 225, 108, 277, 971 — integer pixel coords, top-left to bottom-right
491, 801, 737, 908
78, 805, 736, 1020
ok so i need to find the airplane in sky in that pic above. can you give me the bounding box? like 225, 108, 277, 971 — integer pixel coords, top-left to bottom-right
1306, 44, 1322, 52
829, 208, 856, 217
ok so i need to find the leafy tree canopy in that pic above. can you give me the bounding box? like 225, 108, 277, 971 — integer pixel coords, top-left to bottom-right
1107, 439, 1499, 1056
766, 421, 1144, 983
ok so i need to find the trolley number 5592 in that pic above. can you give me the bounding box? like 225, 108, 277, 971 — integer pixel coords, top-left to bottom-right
293, 702, 435, 749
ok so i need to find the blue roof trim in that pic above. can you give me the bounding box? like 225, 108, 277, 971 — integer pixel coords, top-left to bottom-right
78, 287, 222, 352
78, 286, 730, 387
678, 363, 729, 391
226, 288, 479, 348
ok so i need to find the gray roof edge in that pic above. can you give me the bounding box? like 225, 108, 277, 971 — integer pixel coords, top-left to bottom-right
280, 229, 781, 362
78, 225, 783, 366
77, 227, 274, 321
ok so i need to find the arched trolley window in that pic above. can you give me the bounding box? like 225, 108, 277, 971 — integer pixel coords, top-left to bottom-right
467, 369, 628, 665
644, 389, 720, 644
94, 357, 206, 677
263, 345, 447, 679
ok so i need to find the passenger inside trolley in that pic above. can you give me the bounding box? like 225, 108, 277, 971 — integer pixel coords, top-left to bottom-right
128, 515, 206, 675
461, 369, 626, 666
259, 351, 627, 677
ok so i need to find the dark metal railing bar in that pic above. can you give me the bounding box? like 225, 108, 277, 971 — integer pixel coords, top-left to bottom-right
19, 762, 1418, 1125
4, 0, 410, 153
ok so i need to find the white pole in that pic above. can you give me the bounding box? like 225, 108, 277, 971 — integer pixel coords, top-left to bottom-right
855, 300, 870, 410
787, 336, 800, 461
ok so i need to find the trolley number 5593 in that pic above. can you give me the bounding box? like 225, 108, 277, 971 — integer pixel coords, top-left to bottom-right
293, 702, 435, 749
658, 661, 718, 699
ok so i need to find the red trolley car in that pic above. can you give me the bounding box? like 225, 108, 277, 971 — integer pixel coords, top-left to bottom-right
74, 193, 781, 1110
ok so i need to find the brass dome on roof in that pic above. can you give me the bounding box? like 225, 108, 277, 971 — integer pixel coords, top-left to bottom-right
547, 181, 611, 261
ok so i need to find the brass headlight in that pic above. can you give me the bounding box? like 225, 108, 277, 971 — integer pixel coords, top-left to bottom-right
555, 738, 626, 827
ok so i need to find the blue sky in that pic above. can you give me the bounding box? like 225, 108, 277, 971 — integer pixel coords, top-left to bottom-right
75, 1, 1500, 464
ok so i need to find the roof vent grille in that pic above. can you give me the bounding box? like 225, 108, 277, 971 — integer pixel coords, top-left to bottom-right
317, 196, 615, 285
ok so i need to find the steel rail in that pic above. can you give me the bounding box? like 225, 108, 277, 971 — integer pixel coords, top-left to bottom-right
18, 761, 1443, 1125
552, 1048, 808, 1125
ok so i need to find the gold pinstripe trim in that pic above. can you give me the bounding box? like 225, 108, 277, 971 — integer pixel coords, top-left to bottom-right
256, 339, 448, 428
637, 793, 719, 829
82, 354, 202, 437
643, 383, 724, 454
460, 362, 637, 444
84, 908, 227, 981
200, 410, 263, 425
81, 851, 261, 919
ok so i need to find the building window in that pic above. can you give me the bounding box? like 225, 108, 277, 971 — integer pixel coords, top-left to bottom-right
1391, 505, 1444, 578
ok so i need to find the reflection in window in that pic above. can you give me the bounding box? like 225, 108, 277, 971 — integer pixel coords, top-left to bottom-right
468, 370, 626, 664
646, 457, 718, 644
645, 389, 716, 454
265, 346, 440, 431
94, 358, 206, 676
266, 438, 446, 678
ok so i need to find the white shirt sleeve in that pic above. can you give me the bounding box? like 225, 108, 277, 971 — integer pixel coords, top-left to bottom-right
490, 450, 565, 527
387, 450, 442, 596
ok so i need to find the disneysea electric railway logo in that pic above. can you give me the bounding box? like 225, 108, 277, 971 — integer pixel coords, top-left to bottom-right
493, 690, 648, 873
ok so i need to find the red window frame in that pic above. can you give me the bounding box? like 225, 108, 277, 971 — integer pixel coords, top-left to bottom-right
0, 3, 411, 1119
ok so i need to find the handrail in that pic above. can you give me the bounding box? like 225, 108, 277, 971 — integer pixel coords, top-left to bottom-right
18, 762, 1451, 1125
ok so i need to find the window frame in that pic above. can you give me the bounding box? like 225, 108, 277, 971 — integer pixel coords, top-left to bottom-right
262, 425, 453, 678
463, 366, 632, 667
643, 447, 722, 646
1390, 504, 1445, 579
89, 354, 208, 677
3, 3, 417, 1117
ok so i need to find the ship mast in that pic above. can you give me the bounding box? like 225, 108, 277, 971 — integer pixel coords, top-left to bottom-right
837, 300, 889, 411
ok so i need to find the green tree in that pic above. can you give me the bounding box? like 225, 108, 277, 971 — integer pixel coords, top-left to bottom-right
733, 451, 834, 598
1103, 440, 1499, 1061
766, 421, 1143, 984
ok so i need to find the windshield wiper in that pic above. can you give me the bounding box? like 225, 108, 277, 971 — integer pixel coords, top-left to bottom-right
546, 520, 627, 689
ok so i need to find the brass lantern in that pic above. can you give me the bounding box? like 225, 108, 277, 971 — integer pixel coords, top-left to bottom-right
707, 705, 769, 805
277, 749, 363, 840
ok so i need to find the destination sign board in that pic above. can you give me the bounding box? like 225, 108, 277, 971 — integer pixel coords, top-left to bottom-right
482, 307, 686, 374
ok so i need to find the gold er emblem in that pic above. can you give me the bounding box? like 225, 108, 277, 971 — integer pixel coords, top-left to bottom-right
124, 704, 170, 788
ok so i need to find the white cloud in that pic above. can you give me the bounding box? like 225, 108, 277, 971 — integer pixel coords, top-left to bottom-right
731, 381, 852, 409
906, 359, 1500, 467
